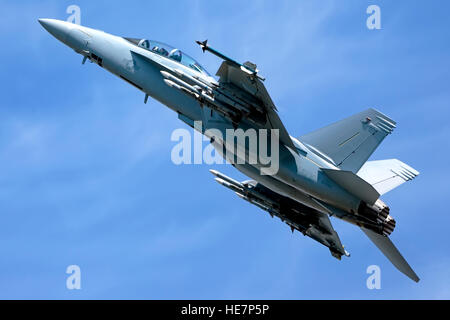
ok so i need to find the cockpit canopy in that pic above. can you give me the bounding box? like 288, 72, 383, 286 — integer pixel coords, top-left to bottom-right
124, 38, 210, 76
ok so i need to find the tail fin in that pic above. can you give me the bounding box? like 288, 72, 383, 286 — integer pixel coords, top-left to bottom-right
357, 159, 419, 195
362, 227, 419, 282
299, 108, 396, 173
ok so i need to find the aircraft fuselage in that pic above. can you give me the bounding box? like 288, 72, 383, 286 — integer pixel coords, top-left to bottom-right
39, 19, 365, 221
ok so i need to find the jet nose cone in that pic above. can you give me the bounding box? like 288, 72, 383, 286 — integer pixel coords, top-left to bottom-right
38, 18, 72, 43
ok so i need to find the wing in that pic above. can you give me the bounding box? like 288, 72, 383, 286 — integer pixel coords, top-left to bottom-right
306, 208, 349, 260
216, 61, 298, 152
357, 159, 419, 195
299, 108, 396, 173
210, 170, 349, 259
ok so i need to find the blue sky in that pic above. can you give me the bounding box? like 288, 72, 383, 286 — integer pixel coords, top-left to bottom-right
0, 0, 449, 299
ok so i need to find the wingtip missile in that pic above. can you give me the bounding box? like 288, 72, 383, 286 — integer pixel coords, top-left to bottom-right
196, 39, 208, 53
195, 39, 264, 81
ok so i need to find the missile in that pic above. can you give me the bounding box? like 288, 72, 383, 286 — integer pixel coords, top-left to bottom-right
196, 40, 242, 70
161, 69, 212, 94
235, 192, 246, 199
162, 65, 252, 123
162, 74, 239, 121
161, 71, 200, 96
196, 40, 265, 81
215, 86, 262, 114
195, 40, 261, 76
210, 169, 278, 210
212, 170, 317, 236
163, 77, 237, 120
213, 91, 252, 115
249, 199, 271, 212
216, 178, 276, 214
211, 171, 268, 209
214, 177, 243, 194
235, 192, 272, 212
192, 73, 218, 88
163, 78, 180, 89
163, 79, 199, 99
209, 169, 242, 188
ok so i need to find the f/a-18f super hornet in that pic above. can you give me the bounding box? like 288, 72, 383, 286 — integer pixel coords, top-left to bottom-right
39, 18, 420, 282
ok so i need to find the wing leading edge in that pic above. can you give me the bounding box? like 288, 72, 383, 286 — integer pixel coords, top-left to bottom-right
216, 61, 298, 152
194, 41, 298, 152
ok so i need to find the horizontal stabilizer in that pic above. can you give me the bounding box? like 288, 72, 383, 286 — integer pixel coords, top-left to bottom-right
322, 168, 380, 205
357, 159, 419, 195
362, 227, 419, 282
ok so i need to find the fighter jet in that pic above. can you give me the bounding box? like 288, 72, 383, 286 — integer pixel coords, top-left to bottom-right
39, 19, 420, 282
